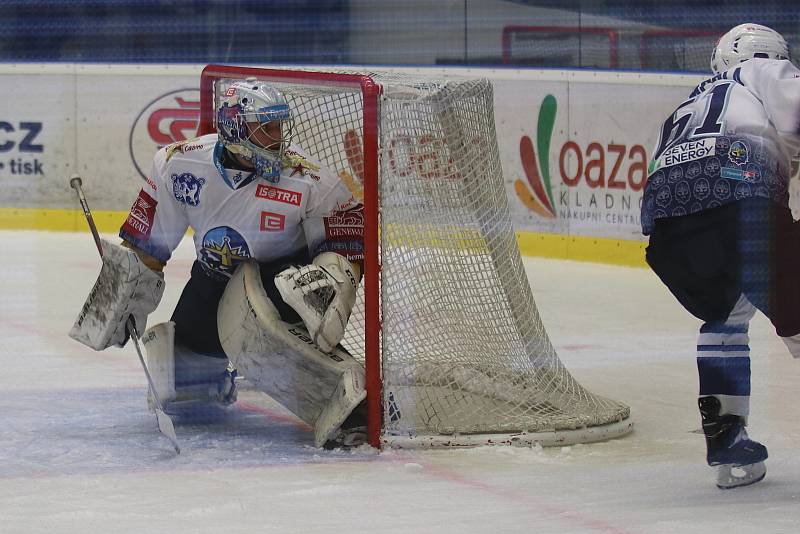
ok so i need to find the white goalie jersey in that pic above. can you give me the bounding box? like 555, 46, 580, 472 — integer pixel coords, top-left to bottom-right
120, 133, 364, 278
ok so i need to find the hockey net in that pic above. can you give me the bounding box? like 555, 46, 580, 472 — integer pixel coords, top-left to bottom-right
199, 65, 632, 448
639, 29, 723, 72
501, 26, 619, 69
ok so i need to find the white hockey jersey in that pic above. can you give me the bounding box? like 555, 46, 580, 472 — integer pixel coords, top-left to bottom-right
642, 58, 800, 234
120, 134, 363, 279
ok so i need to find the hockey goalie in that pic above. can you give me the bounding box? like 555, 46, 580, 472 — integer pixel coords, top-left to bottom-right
69, 78, 367, 449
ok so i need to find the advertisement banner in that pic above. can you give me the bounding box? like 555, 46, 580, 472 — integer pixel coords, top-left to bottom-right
495, 76, 698, 242
0, 73, 77, 209
75, 72, 200, 210
0, 65, 202, 211
0, 64, 706, 247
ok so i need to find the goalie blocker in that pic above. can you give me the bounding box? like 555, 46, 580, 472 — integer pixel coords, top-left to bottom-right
70, 239, 164, 350
218, 259, 366, 448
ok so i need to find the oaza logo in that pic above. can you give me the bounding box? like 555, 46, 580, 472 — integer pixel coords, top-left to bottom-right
129, 89, 201, 181
515, 95, 649, 219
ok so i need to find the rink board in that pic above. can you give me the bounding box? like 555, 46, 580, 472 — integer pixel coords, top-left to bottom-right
0, 64, 702, 265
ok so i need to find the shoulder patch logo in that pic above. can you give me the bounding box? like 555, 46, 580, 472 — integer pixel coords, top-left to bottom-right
122, 190, 158, 240
728, 141, 749, 166
171, 172, 206, 206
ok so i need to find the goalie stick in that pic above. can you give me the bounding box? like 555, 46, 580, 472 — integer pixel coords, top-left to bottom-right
69, 174, 180, 455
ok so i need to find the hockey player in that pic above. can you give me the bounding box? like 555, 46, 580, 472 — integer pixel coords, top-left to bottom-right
641, 23, 800, 488
70, 78, 366, 448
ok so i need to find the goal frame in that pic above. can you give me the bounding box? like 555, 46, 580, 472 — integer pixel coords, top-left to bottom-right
639, 29, 723, 71
197, 65, 633, 450
198, 64, 384, 447
501, 25, 619, 68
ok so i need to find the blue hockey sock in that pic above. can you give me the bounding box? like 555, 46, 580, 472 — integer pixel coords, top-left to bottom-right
697, 321, 750, 416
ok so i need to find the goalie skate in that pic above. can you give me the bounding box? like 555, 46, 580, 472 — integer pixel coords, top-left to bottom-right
142, 322, 238, 415
323, 400, 367, 450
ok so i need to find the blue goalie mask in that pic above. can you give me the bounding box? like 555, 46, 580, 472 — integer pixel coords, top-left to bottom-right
216, 78, 294, 180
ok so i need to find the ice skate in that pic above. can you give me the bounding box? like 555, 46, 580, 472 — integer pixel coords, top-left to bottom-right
148, 361, 238, 415
699, 396, 768, 489
716, 461, 766, 489
143, 322, 238, 415
323, 400, 368, 450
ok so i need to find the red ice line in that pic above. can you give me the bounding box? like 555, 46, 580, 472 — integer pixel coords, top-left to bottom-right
236, 401, 313, 431
3, 395, 636, 534
388, 452, 638, 534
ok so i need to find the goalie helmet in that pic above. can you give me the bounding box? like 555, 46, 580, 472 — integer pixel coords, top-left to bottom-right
216, 78, 294, 180
711, 23, 789, 74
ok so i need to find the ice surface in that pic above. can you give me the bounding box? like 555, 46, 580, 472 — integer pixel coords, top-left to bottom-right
2, 230, 799, 533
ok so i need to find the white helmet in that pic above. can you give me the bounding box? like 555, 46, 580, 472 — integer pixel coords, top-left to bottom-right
216, 78, 294, 180
711, 23, 789, 74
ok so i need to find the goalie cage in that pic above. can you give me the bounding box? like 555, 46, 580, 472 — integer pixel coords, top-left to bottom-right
198, 64, 633, 449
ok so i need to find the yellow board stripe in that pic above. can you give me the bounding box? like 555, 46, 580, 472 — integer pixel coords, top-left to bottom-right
516, 231, 647, 267
0, 208, 127, 233
0, 208, 647, 267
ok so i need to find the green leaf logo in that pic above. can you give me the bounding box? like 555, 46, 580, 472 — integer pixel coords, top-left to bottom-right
515, 95, 557, 218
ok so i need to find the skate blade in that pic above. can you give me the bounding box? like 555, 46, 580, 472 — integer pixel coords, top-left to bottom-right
716, 461, 766, 489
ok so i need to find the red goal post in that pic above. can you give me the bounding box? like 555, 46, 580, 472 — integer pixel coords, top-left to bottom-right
198, 65, 384, 447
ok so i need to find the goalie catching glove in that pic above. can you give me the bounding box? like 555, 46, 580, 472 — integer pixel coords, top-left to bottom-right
70, 240, 165, 350
274, 252, 360, 353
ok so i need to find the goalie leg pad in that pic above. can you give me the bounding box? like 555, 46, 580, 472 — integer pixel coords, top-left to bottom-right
142, 322, 237, 414
218, 260, 366, 447
781, 333, 800, 358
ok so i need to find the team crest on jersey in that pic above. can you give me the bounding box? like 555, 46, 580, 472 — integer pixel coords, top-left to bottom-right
728, 141, 749, 166
172, 172, 205, 206
200, 226, 251, 278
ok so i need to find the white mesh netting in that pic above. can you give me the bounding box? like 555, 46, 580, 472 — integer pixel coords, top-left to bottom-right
208, 68, 632, 446
640, 32, 721, 72
503, 27, 618, 69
